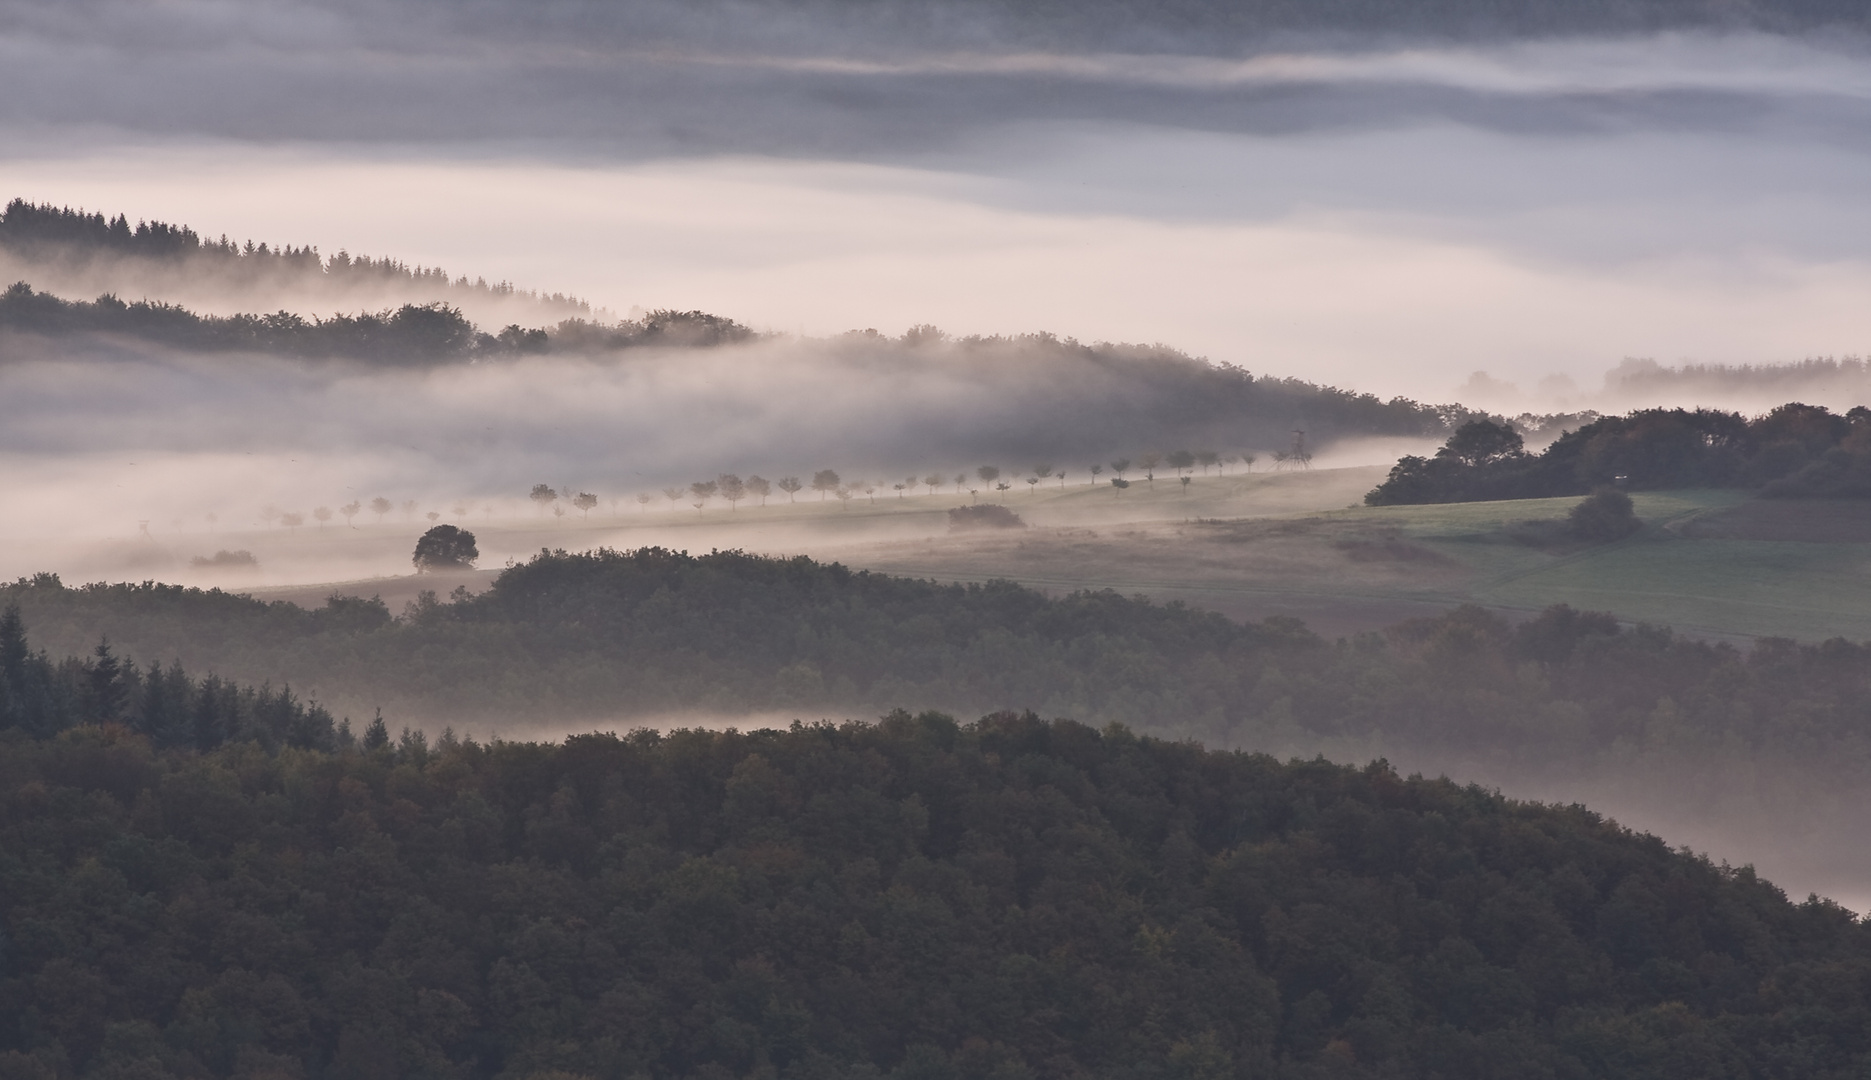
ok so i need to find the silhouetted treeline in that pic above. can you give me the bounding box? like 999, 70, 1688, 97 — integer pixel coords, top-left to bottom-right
0, 198, 592, 317
16, 551, 1871, 790
1367, 402, 1871, 504
0, 283, 755, 363
0, 600, 349, 752
5, 702, 1871, 1080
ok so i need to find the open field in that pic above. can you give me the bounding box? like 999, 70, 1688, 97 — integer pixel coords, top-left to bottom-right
26, 465, 1871, 644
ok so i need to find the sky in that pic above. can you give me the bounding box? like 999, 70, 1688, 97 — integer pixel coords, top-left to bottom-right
1, 0, 1870, 398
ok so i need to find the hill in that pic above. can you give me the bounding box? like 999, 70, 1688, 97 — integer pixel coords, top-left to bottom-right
3, 710, 1870, 1080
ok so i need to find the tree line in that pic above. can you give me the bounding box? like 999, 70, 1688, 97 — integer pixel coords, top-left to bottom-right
1367, 402, 1871, 505
6, 674, 1871, 1079
0, 198, 592, 317
0, 282, 752, 365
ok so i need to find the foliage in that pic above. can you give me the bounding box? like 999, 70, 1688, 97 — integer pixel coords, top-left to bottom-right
947, 505, 1026, 531
1368, 404, 1865, 505
413, 526, 480, 572
1566, 489, 1641, 543
5, 705, 1871, 1080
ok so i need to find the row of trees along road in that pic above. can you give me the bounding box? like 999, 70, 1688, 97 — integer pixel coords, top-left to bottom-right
528, 450, 1275, 517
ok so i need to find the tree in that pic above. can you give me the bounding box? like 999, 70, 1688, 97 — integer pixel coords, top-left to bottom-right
573, 492, 599, 519
924, 473, 943, 495
893, 483, 906, 497
400, 499, 418, 519
718, 474, 746, 510
995, 481, 1011, 500
261, 504, 281, 527
1110, 458, 1130, 479
1034, 464, 1053, 481
1197, 450, 1219, 474
1057, 470, 1067, 487
426, 510, 441, 523
370, 496, 392, 523
812, 470, 841, 500
1140, 452, 1163, 486
690, 480, 718, 510
905, 474, 918, 493
862, 482, 876, 503
413, 524, 479, 571
954, 473, 967, 493
1569, 488, 1641, 542
778, 476, 803, 502
747, 475, 771, 505
340, 501, 361, 528
89, 636, 125, 722
976, 465, 1000, 490
1090, 464, 1103, 484
1026, 478, 1039, 494
281, 511, 304, 530
636, 493, 652, 512
1441, 419, 1525, 467
1180, 476, 1191, 494
529, 484, 558, 515
1167, 450, 1195, 476
1241, 452, 1257, 472
835, 487, 853, 509
314, 506, 332, 529
663, 487, 685, 508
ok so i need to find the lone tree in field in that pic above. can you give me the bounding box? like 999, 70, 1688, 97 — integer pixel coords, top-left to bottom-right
572, 492, 599, 519
1090, 464, 1103, 484
1569, 488, 1641, 542
1139, 452, 1162, 486
340, 501, 361, 528
718, 474, 747, 510
812, 470, 841, 500
313, 506, 332, 529
747, 475, 772, 505
529, 484, 559, 515
1109, 458, 1130, 480
778, 476, 803, 502
412, 524, 479, 572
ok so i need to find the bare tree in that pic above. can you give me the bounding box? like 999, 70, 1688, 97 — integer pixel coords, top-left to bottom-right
863, 482, 876, 503
313, 506, 332, 529
1139, 452, 1162, 487
924, 473, 943, 495
529, 484, 558, 515
340, 501, 361, 528
1109, 458, 1130, 480
812, 469, 841, 500
778, 476, 803, 502
370, 496, 393, 523
835, 486, 853, 509
662, 487, 685, 509
747, 475, 772, 505
573, 492, 599, 519
718, 474, 747, 510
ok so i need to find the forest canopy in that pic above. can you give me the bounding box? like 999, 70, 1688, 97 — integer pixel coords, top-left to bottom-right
1366, 403, 1871, 505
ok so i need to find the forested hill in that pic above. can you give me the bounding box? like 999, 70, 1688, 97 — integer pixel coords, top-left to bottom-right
0, 283, 754, 364
3, 709, 1870, 1080
0, 199, 593, 321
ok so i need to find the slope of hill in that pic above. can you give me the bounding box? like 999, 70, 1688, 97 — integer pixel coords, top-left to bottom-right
3, 709, 1870, 1080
